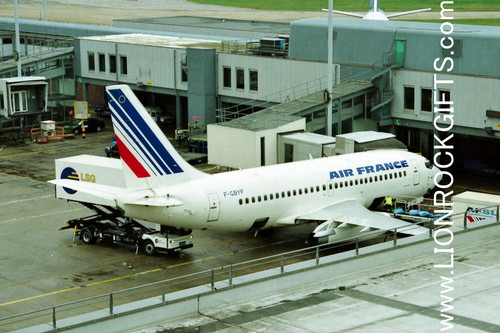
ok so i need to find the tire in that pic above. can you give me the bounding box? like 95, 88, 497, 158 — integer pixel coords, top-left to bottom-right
143, 240, 156, 255
81, 227, 96, 244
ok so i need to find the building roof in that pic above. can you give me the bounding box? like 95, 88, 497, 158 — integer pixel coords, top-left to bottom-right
337, 131, 395, 143
289, 18, 500, 77
283, 132, 336, 145
79, 33, 221, 49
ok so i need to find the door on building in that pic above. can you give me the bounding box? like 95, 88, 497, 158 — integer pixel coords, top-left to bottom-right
11, 90, 28, 114
207, 193, 220, 222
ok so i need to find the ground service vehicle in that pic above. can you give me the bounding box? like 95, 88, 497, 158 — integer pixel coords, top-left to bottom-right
60, 203, 193, 255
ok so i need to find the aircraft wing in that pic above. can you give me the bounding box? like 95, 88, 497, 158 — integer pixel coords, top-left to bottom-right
294, 199, 428, 236
48, 178, 124, 201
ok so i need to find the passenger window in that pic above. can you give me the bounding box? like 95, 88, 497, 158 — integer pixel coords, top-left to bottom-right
339, 182, 343, 188
354, 179, 358, 185
282, 191, 286, 198
258, 196, 262, 202
264, 194, 268, 201
276, 192, 280, 199
322, 185, 326, 191
345, 180, 348, 187
270, 194, 274, 200
287, 191, 291, 197
350, 180, 353, 186
316, 186, 320, 192
334, 183, 338, 189
239, 199, 243, 205
245, 198, 249, 204
304, 188, 309, 194
252, 197, 256, 203
384, 174, 388, 180
310, 186, 314, 193
293, 190, 297, 196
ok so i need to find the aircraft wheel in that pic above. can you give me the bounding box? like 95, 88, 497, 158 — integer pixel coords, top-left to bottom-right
143, 240, 156, 255
81, 227, 96, 244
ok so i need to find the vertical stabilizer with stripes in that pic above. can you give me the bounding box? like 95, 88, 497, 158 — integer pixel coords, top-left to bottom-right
106, 85, 207, 188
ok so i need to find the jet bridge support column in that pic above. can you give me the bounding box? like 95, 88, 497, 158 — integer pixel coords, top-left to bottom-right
187, 48, 216, 125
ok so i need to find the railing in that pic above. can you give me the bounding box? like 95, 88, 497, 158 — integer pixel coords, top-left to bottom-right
1, 204, 498, 332
215, 66, 374, 123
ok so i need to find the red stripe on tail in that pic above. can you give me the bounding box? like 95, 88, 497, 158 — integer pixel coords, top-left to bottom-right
116, 135, 151, 178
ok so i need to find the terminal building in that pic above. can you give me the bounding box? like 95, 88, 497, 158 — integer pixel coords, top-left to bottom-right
0, 16, 498, 173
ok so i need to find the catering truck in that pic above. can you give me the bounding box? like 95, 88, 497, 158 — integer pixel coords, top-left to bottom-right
54, 154, 193, 255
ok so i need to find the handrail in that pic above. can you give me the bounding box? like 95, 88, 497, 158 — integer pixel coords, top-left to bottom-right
1, 204, 498, 331
215, 66, 375, 123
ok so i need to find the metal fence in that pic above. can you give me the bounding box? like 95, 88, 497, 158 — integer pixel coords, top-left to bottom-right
1, 204, 499, 332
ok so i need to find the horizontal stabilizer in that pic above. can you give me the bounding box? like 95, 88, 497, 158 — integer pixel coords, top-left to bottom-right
48, 179, 124, 202
386, 8, 431, 18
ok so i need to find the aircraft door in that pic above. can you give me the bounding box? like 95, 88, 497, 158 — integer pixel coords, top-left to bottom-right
411, 160, 420, 186
207, 193, 220, 222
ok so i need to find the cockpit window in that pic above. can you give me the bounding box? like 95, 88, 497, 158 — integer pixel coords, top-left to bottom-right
425, 160, 433, 169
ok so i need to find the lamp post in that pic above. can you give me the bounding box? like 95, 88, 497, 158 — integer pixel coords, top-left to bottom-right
327, 0, 333, 136
14, 0, 21, 77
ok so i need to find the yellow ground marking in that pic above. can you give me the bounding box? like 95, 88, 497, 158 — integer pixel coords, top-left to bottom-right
0, 239, 292, 307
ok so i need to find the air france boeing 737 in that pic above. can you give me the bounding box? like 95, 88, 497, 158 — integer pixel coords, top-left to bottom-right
50, 85, 441, 242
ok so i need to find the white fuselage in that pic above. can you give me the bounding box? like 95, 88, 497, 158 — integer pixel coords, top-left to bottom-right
117, 150, 438, 232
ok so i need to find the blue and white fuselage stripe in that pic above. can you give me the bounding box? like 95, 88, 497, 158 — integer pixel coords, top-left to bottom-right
107, 89, 184, 176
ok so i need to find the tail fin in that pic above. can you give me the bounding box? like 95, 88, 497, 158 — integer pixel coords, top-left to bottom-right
106, 85, 207, 187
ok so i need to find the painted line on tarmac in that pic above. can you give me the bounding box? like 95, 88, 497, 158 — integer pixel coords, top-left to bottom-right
0, 287, 82, 307
0, 195, 53, 206
0, 239, 292, 307
0, 143, 101, 159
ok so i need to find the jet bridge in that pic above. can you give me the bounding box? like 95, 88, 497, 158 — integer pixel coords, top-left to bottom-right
0, 76, 47, 118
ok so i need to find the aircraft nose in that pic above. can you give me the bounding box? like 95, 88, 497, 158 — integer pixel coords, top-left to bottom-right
433, 165, 443, 185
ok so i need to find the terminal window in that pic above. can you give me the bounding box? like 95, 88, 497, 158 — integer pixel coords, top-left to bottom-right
421, 88, 432, 112
98, 53, 105, 72
223, 67, 231, 88
236, 68, 245, 89
109, 54, 116, 74
88, 51, 95, 71
250, 70, 258, 91
120, 56, 128, 75
404, 86, 414, 110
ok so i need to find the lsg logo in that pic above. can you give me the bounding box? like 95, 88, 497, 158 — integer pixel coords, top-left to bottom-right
60, 167, 96, 194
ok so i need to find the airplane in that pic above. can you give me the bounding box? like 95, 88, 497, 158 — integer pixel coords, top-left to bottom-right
49, 85, 442, 245
322, 0, 431, 21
